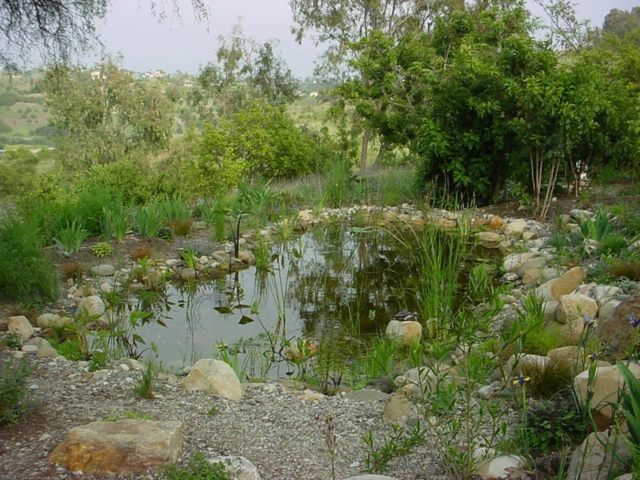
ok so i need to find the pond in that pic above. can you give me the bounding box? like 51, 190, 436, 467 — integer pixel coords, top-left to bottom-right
134, 223, 418, 376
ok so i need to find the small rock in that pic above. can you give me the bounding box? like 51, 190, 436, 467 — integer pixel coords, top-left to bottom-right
37, 313, 73, 329
181, 359, 244, 401
76, 296, 106, 317
382, 393, 411, 423
476, 455, 526, 480
207, 456, 260, 480
7, 316, 34, 340
504, 219, 527, 237
90, 264, 116, 277
385, 320, 422, 345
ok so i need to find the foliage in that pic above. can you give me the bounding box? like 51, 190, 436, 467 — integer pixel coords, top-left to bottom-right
3, 332, 23, 350
134, 362, 155, 400
91, 241, 113, 258
0, 214, 58, 302
53, 219, 89, 256
618, 361, 640, 447
0, 356, 33, 425
363, 422, 425, 474
43, 59, 173, 169
163, 452, 229, 480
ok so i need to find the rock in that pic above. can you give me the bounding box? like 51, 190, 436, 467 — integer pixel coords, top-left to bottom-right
570, 209, 593, 222
178, 268, 197, 280
181, 359, 243, 400
547, 346, 585, 373
36, 313, 73, 329
342, 389, 389, 402
382, 393, 412, 423
7, 316, 34, 340
49, 420, 182, 474
488, 216, 503, 230
591, 285, 623, 307
522, 269, 541, 285
300, 389, 325, 401
595, 293, 640, 361
90, 264, 116, 277
284, 340, 319, 362
522, 230, 537, 241
503, 252, 536, 273
574, 363, 640, 424
297, 209, 314, 224
76, 295, 106, 318
517, 256, 546, 278
537, 267, 585, 301
540, 268, 559, 283
476, 231, 503, 246
237, 250, 255, 265
118, 358, 146, 371
25, 337, 59, 358
556, 293, 598, 325
504, 219, 527, 237
385, 320, 422, 345
166, 258, 180, 268
343, 476, 399, 480
344, 476, 399, 480
208, 456, 260, 480
395, 365, 448, 397
21, 344, 38, 354
476, 455, 526, 480
566, 431, 630, 480
542, 300, 559, 323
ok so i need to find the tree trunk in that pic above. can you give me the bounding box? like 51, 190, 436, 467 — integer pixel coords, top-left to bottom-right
359, 128, 371, 176
373, 139, 388, 169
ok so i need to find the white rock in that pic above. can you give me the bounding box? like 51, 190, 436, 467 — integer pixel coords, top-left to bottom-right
76, 296, 106, 318
90, 264, 116, 277
207, 456, 261, 480
181, 359, 243, 401
476, 455, 526, 480
504, 219, 527, 237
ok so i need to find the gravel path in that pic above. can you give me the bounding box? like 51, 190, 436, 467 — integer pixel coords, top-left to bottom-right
0, 356, 449, 480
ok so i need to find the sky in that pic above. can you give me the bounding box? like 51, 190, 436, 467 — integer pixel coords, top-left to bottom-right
91, 0, 640, 78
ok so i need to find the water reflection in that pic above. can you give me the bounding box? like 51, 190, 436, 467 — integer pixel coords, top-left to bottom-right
136, 224, 415, 374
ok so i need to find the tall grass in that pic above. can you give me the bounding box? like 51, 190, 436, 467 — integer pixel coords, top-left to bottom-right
0, 214, 58, 301
399, 222, 470, 339
101, 205, 129, 241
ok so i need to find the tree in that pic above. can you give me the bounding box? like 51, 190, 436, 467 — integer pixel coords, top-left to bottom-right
290, 0, 455, 173
603, 7, 640, 38
43, 58, 173, 168
190, 25, 297, 122
0, 0, 208, 65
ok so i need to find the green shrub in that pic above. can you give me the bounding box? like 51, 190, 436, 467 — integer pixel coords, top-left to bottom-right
91, 242, 113, 258
163, 452, 229, 480
0, 357, 33, 425
0, 215, 58, 301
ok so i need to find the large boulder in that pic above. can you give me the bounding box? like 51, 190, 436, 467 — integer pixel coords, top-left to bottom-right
537, 267, 585, 302
7, 316, 34, 340
181, 358, 243, 400
574, 363, 640, 425
556, 293, 598, 325
503, 252, 536, 273
504, 219, 527, 237
36, 313, 73, 329
595, 293, 640, 361
385, 320, 422, 345
49, 420, 182, 474
566, 431, 630, 480
517, 256, 546, 278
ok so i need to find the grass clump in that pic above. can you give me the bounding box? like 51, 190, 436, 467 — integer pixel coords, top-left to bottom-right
134, 362, 155, 399
0, 214, 58, 302
0, 356, 33, 425
163, 452, 229, 480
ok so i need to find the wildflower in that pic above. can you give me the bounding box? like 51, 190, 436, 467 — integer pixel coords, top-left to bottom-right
512, 374, 530, 387
583, 314, 594, 328
630, 313, 640, 329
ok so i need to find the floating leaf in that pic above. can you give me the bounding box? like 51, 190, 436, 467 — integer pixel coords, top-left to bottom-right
157, 319, 167, 327
215, 306, 234, 314
239, 315, 254, 325
250, 301, 260, 315
236, 304, 251, 309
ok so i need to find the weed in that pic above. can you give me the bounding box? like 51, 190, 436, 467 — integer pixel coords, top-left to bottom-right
3, 332, 23, 350
0, 214, 58, 302
363, 422, 425, 474
318, 414, 338, 480
101, 205, 129, 242
52, 338, 89, 361
131, 244, 153, 261
91, 241, 113, 258
207, 405, 218, 417
135, 204, 164, 238
61, 260, 83, 281
53, 219, 89, 256
134, 362, 155, 399
163, 452, 229, 480
0, 356, 33, 425
169, 219, 193, 236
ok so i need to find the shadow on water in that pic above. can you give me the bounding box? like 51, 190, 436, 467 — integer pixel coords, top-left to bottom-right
133, 223, 419, 375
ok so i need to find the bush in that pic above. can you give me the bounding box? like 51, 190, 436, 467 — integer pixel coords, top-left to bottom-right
0, 214, 58, 302
163, 452, 229, 480
0, 356, 33, 425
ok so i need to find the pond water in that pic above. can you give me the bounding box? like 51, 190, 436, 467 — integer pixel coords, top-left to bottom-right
135, 224, 415, 375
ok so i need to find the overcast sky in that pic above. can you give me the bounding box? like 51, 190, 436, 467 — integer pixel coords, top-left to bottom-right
93, 0, 640, 78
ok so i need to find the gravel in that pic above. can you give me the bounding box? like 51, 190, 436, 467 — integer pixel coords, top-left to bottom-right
0, 356, 449, 480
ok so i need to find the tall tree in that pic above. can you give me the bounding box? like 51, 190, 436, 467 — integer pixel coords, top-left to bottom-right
290, 0, 455, 174
43, 58, 173, 168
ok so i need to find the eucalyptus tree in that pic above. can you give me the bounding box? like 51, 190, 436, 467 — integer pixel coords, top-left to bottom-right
43, 58, 173, 169
290, 0, 457, 173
